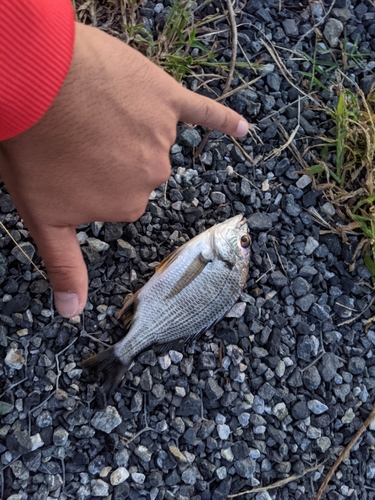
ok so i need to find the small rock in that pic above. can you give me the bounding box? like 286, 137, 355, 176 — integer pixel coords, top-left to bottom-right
291, 277, 311, 297
217, 424, 231, 440
272, 402, 288, 420
180, 127, 201, 147
5, 348, 25, 370
110, 467, 129, 485
91, 406, 122, 433
296, 175, 312, 189
53, 427, 69, 446
131, 472, 146, 484
91, 479, 109, 497
321, 352, 340, 382
86, 237, 110, 252
11, 242, 35, 264
304, 237, 319, 255
316, 436, 331, 453
302, 366, 321, 390
248, 213, 272, 231
282, 18, 299, 37
158, 354, 171, 370
211, 191, 226, 205
234, 457, 256, 478
348, 357, 366, 375
181, 466, 198, 485
205, 377, 224, 401
292, 401, 309, 420
135, 445, 152, 462
342, 408, 355, 424
226, 302, 246, 318
308, 400, 328, 415
324, 18, 343, 47
117, 240, 136, 258
169, 446, 187, 464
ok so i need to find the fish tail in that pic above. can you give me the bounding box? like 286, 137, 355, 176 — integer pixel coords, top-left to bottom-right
81, 346, 131, 395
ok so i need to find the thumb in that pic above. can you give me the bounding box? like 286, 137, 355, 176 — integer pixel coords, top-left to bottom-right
31, 225, 88, 318
178, 87, 249, 137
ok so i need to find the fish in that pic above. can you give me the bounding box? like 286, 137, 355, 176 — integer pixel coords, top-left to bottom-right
82, 214, 251, 393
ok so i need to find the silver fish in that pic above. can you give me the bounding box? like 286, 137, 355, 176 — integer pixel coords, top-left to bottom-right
82, 214, 250, 392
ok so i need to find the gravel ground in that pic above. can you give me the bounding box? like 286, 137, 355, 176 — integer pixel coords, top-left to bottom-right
2, 0, 375, 499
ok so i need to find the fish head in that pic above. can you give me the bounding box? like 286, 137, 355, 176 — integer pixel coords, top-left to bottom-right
211, 214, 251, 268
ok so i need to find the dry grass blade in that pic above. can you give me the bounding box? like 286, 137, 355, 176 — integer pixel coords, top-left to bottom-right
265, 98, 301, 160
0, 221, 47, 279
315, 404, 375, 500
229, 460, 327, 498
275, 120, 310, 170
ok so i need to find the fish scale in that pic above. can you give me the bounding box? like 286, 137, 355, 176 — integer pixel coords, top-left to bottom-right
82, 214, 251, 394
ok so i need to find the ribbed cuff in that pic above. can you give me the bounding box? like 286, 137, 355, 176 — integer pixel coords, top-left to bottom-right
0, 0, 75, 140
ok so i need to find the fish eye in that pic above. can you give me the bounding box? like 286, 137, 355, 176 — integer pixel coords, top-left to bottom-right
240, 235, 250, 248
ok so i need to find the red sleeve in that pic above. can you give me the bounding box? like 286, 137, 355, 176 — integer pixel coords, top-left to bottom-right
0, 0, 75, 141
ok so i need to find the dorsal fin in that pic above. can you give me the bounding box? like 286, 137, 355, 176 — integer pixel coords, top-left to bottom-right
155, 245, 184, 274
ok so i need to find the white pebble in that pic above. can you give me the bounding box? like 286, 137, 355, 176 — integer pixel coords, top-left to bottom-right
110, 467, 129, 485
131, 472, 145, 484
226, 302, 246, 318
217, 424, 231, 440
158, 354, 171, 370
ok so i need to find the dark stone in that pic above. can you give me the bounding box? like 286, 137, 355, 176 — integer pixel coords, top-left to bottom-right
268, 328, 281, 356
232, 440, 250, 460
291, 401, 310, 420
184, 206, 204, 224
348, 357, 366, 375
234, 457, 256, 478
198, 352, 217, 370
205, 377, 224, 401
104, 222, 123, 242
291, 277, 311, 297
269, 271, 288, 288
247, 213, 272, 231
177, 392, 202, 416
320, 352, 340, 382
258, 382, 276, 402
296, 322, 311, 335
3, 293, 31, 315
302, 366, 321, 390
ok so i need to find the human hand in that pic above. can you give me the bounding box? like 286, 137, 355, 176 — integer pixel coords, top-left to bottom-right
0, 22, 248, 318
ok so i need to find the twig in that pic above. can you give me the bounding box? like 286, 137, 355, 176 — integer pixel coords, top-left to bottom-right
337, 295, 375, 327
120, 426, 154, 446
0, 221, 47, 279
0, 377, 28, 399
194, 0, 238, 159
81, 330, 112, 347
265, 98, 301, 160
229, 460, 327, 497
315, 404, 375, 500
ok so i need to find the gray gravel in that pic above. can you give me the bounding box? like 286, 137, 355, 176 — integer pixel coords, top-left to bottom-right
2, 0, 375, 498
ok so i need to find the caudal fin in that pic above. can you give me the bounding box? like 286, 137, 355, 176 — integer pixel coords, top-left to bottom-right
81, 346, 130, 395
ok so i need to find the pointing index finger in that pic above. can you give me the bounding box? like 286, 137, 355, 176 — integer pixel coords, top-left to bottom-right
178, 87, 249, 137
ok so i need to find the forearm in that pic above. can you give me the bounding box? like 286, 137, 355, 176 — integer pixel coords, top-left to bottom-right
0, 0, 75, 141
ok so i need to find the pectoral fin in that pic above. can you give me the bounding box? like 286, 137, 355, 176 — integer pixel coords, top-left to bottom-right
166, 253, 211, 299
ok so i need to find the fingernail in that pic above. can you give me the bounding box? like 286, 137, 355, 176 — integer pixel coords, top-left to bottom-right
236, 119, 248, 137
54, 292, 80, 318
